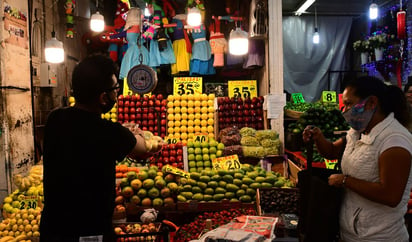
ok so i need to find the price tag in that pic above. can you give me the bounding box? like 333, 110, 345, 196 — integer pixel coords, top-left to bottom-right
143, 92, 152, 98
322, 91, 337, 103
291, 93, 305, 103
338, 93, 344, 111
163, 165, 190, 178
212, 155, 242, 171
173, 77, 202, 96
19, 196, 38, 209
324, 159, 338, 170
194, 133, 208, 143
228, 80, 257, 99
123, 78, 132, 96
166, 137, 179, 144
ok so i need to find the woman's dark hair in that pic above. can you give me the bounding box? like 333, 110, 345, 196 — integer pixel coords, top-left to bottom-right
345, 76, 410, 127
72, 54, 117, 104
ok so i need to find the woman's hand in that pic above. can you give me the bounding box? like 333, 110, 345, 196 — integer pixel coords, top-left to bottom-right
302, 125, 323, 143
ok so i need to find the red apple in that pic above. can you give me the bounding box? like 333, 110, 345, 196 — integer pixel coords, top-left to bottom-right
172, 163, 178, 167
143, 108, 148, 113
163, 150, 169, 157
157, 163, 163, 169
124, 95, 130, 101
136, 94, 141, 101
150, 95, 156, 101
161, 99, 167, 106
118, 100, 124, 107
160, 112, 167, 119
169, 144, 176, 150
135, 113, 142, 120
169, 156, 176, 163
163, 157, 169, 164
161, 106, 167, 112
169, 150, 177, 157
123, 107, 129, 113
148, 113, 154, 120
136, 101, 142, 107
142, 126, 148, 131
148, 126, 154, 132
155, 100, 161, 106
157, 94, 163, 100
177, 163, 184, 169
130, 101, 135, 107
124, 101, 130, 107
124, 114, 129, 120
177, 149, 183, 156
130, 107, 136, 113
131, 95, 137, 102
161, 127, 166, 133
148, 100, 154, 107
148, 120, 154, 126
118, 94, 124, 100
118, 107, 123, 113
176, 142, 183, 149
155, 107, 161, 112
161, 119, 167, 125
142, 120, 148, 126
130, 114, 136, 120
142, 113, 148, 120
176, 155, 183, 163
118, 113, 124, 119
142, 101, 148, 107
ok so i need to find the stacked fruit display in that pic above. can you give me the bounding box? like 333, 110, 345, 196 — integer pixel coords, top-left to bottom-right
0, 207, 41, 240
2, 165, 44, 219
115, 166, 179, 210
187, 138, 225, 172
177, 164, 294, 203
166, 93, 215, 145
114, 222, 159, 241
68, 96, 118, 123
217, 96, 265, 130
117, 94, 167, 138
149, 142, 184, 170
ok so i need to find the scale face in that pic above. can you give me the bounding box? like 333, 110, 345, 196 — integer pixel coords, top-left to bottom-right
126, 64, 158, 94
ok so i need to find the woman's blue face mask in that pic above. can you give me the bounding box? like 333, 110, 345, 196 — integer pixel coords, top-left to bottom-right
342, 97, 376, 132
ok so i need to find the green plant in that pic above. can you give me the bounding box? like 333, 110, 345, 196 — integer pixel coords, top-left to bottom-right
368, 33, 388, 49
353, 39, 371, 52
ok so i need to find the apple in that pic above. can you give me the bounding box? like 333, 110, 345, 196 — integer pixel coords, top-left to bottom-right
176, 142, 183, 149
155, 100, 161, 106
154, 132, 159, 136
170, 150, 177, 157
136, 101, 142, 107
163, 157, 169, 164
176, 155, 183, 163
130, 114, 136, 120
148, 113, 154, 120
161, 119, 167, 125
161, 106, 167, 112
118, 107, 124, 113
219, 117, 224, 123
157, 94, 163, 100
257, 109, 263, 116
217, 98, 224, 105
148, 100, 154, 107
143, 108, 149, 113
163, 150, 169, 157
160, 112, 167, 119
177, 149, 183, 156
155, 106, 161, 112
123, 107, 129, 113
142, 126, 148, 131
124, 95, 130, 101
172, 163, 178, 167
136, 94, 141, 101
157, 162, 163, 169
231, 103, 237, 110
256, 102, 262, 108
177, 163, 184, 169
136, 113, 142, 120
169, 156, 176, 163
169, 144, 176, 150
148, 120, 154, 126
161, 127, 166, 133
131, 95, 137, 102
142, 120, 148, 126
118, 100, 124, 107
237, 117, 243, 123
161, 99, 168, 106
130, 101, 135, 107
142, 101, 148, 107
243, 109, 250, 116
143, 95, 149, 101
142, 113, 148, 120
148, 126, 154, 132
124, 101, 130, 107
118, 113, 124, 119
118, 94, 124, 100
130, 107, 136, 113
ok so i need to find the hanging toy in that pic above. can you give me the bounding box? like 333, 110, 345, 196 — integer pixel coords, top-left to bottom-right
65, 0, 75, 38
65, 0, 75, 15
397, 2, 406, 39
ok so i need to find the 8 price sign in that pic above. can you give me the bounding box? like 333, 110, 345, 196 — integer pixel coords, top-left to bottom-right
173, 77, 202, 96
322, 91, 337, 103
228, 80, 257, 99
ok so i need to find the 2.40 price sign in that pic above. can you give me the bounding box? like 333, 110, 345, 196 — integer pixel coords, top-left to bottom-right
173, 77, 202, 96
228, 80, 257, 99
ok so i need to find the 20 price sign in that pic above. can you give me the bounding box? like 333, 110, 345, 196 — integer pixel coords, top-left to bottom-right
228, 80, 257, 99
212, 155, 242, 171
173, 77, 202, 96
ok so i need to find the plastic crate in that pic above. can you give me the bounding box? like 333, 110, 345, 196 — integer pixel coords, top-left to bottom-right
113, 222, 167, 242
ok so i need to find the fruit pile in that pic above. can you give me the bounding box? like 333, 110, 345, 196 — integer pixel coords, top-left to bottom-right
174, 208, 256, 241
187, 138, 225, 172
115, 159, 141, 179
177, 164, 294, 203
68, 96, 118, 123
217, 96, 265, 130
149, 142, 184, 170
115, 166, 179, 211
0, 207, 41, 240
2, 166, 44, 219
166, 94, 215, 145
114, 222, 159, 242
117, 94, 167, 138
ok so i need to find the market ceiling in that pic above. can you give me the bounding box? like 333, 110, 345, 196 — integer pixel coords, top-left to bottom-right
282, 0, 396, 16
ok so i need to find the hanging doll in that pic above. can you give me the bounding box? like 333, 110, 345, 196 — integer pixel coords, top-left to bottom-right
170, 14, 192, 74
209, 18, 227, 67
119, 8, 150, 79
189, 24, 215, 76
99, 0, 129, 63
145, 0, 176, 68
65, 0, 75, 38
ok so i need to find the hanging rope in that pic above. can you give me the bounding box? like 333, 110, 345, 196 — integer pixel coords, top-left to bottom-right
31, 8, 42, 57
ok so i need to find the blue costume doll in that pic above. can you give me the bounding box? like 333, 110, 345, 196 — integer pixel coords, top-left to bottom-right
190, 24, 215, 75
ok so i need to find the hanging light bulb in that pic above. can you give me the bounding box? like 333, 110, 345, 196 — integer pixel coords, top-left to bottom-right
229, 27, 249, 55
313, 28, 319, 44
45, 31, 65, 63
90, 0, 105, 32
369, 3, 378, 20
187, 7, 201, 27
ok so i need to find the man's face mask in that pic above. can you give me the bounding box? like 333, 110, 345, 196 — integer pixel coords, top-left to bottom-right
342, 97, 376, 132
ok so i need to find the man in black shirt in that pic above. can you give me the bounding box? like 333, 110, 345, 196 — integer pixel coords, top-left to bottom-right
40, 55, 147, 241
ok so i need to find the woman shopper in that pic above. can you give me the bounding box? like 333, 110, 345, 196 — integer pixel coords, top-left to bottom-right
303, 76, 412, 241
40, 54, 151, 242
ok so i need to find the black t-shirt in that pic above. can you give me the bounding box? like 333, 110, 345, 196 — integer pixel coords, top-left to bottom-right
40, 107, 136, 239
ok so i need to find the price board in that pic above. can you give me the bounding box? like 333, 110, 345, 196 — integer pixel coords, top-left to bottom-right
228, 80, 257, 99
322, 91, 337, 103
173, 77, 202, 96
194, 133, 208, 143
324, 159, 338, 170
143, 92, 152, 98
291, 93, 305, 103
166, 137, 179, 144
19, 196, 38, 209
212, 155, 242, 171
163, 165, 190, 178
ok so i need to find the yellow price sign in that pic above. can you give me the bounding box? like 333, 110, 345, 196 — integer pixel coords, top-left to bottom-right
19, 196, 39, 209
123, 78, 133, 96
173, 77, 202, 96
291, 93, 305, 103
194, 133, 208, 143
143, 92, 152, 98
163, 165, 190, 178
324, 159, 338, 170
166, 137, 180, 144
228, 80, 257, 99
322, 91, 337, 103
212, 155, 242, 171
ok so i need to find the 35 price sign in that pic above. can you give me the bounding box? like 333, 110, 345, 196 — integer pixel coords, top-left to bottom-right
228, 80, 257, 99
212, 155, 242, 171
163, 165, 190, 178
322, 91, 337, 103
173, 77, 202, 96
19, 196, 38, 209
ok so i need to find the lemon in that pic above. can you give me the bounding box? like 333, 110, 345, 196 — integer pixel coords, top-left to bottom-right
174, 120, 181, 127
110, 106, 117, 113
187, 94, 194, 101
188, 126, 194, 133
188, 133, 194, 139
201, 113, 208, 120
188, 120, 194, 126
168, 121, 175, 127
188, 107, 194, 114
201, 127, 208, 133
26, 231, 33, 237
174, 113, 181, 121
187, 100, 194, 107
208, 106, 214, 113
12, 224, 18, 232
167, 114, 174, 121
194, 113, 201, 120
201, 93, 208, 101
207, 99, 214, 107
208, 93, 215, 100
174, 126, 181, 133
208, 133, 215, 139
181, 133, 188, 140
181, 107, 188, 114
181, 100, 188, 106
174, 106, 181, 113
207, 126, 214, 133
168, 127, 174, 134
167, 108, 174, 114
174, 95, 181, 101
181, 126, 187, 133
182, 139, 188, 145
194, 100, 201, 107
201, 100, 208, 107
69, 96, 75, 103
174, 100, 181, 107
181, 113, 188, 120
201, 107, 208, 113
33, 231, 40, 237
195, 126, 201, 132
167, 102, 174, 108
174, 133, 181, 139
201, 120, 208, 127
194, 119, 201, 126
207, 118, 214, 125
167, 95, 174, 102
104, 113, 111, 120
208, 113, 214, 119
110, 113, 117, 119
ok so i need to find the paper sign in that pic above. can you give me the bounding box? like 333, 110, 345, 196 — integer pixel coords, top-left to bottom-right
322, 91, 337, 103
173, 77, 202, 95
20, 196, 38, 209
291, 93, 305, 103
166, 137, 179, 144
163, 165, 190, 178
194, 133, 208, 143
324, 159, 338, 170
228, 80, 257, 99
212, 155, 242, 171
267, 93, 286, 119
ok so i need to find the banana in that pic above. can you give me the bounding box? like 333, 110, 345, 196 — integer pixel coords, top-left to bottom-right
0, 236, 15, 242
13, 235, 27, 242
